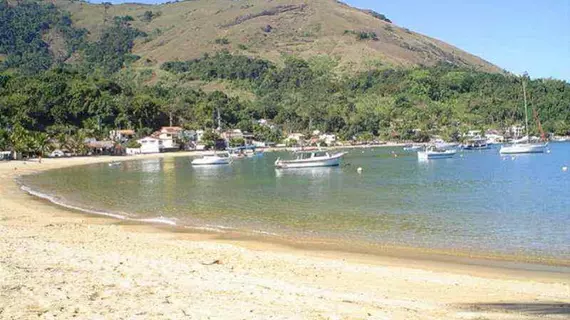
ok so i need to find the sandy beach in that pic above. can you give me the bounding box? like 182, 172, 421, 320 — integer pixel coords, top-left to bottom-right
0, 154, 569, 320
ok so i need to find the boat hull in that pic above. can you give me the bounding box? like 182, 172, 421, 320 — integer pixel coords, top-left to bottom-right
275, 153, 345, 169
499, 144, 546, 154
463, 145, 490, 150
418, 150, 456, 160
191, 157, 231, 165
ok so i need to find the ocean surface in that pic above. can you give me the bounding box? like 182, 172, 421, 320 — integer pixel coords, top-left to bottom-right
20, 143, 570, 260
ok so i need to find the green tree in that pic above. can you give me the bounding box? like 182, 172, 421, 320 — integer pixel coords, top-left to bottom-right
200, 130, 221, 150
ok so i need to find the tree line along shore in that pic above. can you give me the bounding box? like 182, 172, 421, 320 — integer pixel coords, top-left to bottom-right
1, 1, 569, 158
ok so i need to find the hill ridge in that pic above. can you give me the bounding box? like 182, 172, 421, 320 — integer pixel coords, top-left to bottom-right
51, 0, 502, 74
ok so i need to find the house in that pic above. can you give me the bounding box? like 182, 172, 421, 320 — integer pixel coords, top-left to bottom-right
153, 126, 183, 150
486, 134, 504, 144
86, 140, 118, 155
222, 129, 244, 141
485, 130, 504, 143
466, 130, 482, 138
509, 125, 525, 138
287, 133, 305, 142
0, 151, 11, 160
110, 129, 135, 142
137, 137, 161, 154
195, 130, 205, 142
243, 132, 255, 145
256, 119, 275, 129
319, 133, 337, 146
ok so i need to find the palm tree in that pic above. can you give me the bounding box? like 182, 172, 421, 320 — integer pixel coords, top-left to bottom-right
9, 125, 30, 158
31, 132, 52, 157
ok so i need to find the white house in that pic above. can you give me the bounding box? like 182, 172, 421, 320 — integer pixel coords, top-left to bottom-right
509, 125, 525, 138
466, 130, 482, 138
319, 133, 337, 146
137, 137, 161, 154
153, 126, 183, 150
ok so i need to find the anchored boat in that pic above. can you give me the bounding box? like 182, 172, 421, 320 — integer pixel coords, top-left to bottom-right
463, 138, 490, 150
274, 151, 346, 169
500, 79, 547, 155
191, 152, 231, 165
417, 146, 457, 160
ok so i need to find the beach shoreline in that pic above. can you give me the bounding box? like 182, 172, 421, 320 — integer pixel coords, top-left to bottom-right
1, 155, 569, 319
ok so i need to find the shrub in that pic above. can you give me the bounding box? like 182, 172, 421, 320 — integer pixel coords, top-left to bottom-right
215, 38, 230, 45
125, 140, 141, 148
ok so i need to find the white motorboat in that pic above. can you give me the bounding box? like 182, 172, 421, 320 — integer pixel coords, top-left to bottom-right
191, 153, 231, 165
275, 151, 346, 169
499, 78, 547, 155
418, 146, 457, 160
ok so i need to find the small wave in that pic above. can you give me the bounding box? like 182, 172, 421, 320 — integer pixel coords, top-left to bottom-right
20, 185, 178, 227
136, 216, 178, 226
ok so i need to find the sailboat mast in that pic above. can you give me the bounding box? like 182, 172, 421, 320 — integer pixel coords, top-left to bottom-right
522, 78, 529, 138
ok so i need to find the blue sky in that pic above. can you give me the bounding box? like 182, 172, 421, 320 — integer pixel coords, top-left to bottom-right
347, 0, 570, 81
93, 0, 570, 81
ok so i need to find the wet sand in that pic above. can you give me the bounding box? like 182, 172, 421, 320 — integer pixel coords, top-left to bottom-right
0, 155, 568, 319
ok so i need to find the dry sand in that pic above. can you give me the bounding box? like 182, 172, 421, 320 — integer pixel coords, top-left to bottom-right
0, 155, 568, 320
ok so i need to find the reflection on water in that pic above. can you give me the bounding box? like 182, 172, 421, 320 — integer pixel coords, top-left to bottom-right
20, 143, 570, 260
275, 167, 335, 178
140, 159, 161, 173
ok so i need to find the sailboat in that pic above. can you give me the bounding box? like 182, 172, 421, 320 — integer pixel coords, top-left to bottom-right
500, 78, 547, 154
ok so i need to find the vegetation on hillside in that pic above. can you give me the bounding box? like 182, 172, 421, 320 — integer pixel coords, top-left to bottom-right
0, 0, 86, 74
82, 16, 147, 74
161, 52, 570, 139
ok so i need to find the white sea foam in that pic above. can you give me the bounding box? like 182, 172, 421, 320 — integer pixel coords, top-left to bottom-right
136, 216, 178, 226
20, 185, 178, 227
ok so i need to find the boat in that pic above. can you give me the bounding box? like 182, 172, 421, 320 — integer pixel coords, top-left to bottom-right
499, 78, 547, 155
228, 145, 262, 159
274, 151, 346, 169
499, 143, 546, 154
431, 139, 459, 150
463, 138, 490, 150
191, 152, 231, 165
552, 136, 569, 142
403, 144, 423, 151
417, 146, 457, 160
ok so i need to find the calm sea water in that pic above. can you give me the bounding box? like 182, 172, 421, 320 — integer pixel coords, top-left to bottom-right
21, 143, 570, 260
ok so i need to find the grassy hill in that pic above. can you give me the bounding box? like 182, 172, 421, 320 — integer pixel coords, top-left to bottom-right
53, 0, 502, 74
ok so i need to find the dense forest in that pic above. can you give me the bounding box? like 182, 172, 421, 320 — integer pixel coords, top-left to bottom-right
0, 1, 569, 154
